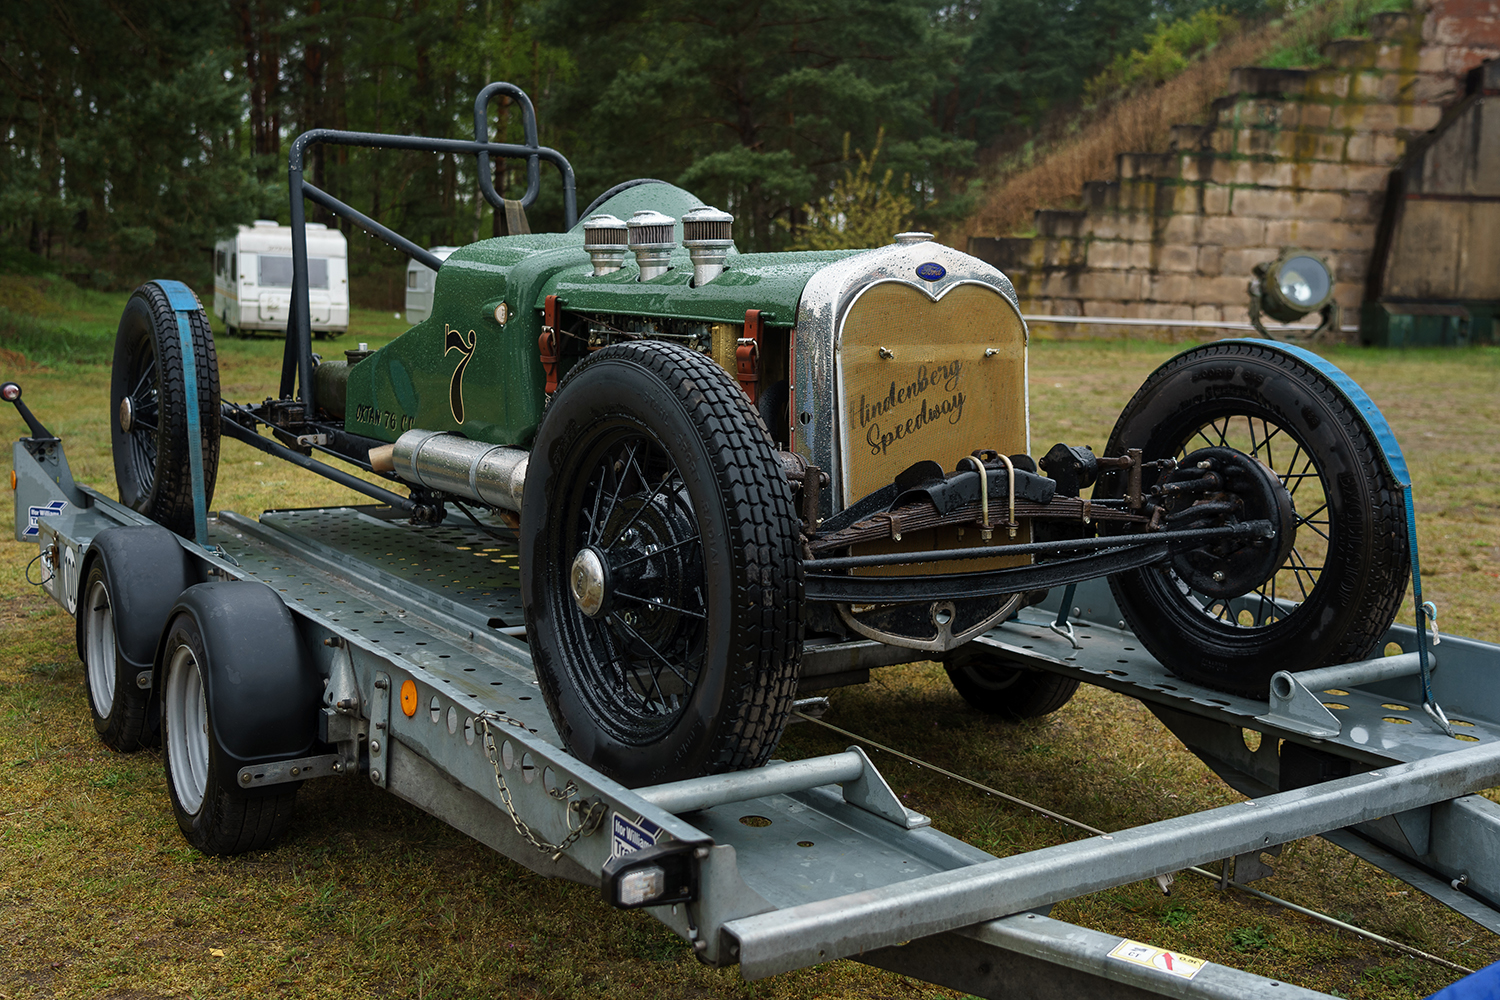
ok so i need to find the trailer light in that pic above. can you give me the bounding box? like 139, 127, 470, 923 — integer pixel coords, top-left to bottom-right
1249, 249, 1339, 339
1, 382, 19, 403
619, 866, 665, 906
600, 842, 700, 909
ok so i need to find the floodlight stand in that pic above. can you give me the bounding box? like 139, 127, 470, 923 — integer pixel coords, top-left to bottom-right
1248, 286, 1341, 342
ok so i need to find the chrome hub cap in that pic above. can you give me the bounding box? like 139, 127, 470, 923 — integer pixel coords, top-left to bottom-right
570, 547, 607, 617
118, 396, 134, 433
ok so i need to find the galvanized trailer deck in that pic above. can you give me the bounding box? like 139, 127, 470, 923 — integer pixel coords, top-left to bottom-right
14, 431, 1500, 999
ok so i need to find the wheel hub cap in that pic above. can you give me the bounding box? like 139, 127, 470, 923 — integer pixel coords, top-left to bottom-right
570, 547, 607, 617
118, 396, 134, 433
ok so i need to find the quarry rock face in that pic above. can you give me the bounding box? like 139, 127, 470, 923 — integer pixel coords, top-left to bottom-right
970, 0, 1500, 344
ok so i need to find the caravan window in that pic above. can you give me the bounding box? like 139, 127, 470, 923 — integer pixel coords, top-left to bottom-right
215, 250, 227, 276
257, 255, 330, 290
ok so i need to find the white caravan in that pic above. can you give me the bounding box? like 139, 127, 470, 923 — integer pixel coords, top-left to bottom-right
404, 247, 458, 324
214, 220, 350, 337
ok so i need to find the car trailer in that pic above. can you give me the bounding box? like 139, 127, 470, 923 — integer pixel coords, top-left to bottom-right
8, 78, 1500, 997
9, 399, 1500, 999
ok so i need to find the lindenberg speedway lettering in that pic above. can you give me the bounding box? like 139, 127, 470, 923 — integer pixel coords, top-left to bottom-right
858, 360, 966, 457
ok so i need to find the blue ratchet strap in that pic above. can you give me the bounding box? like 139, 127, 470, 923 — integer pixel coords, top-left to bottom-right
154, 280, 210, 550
1049, 582, 1082, 649
1225, 339, 1453, 737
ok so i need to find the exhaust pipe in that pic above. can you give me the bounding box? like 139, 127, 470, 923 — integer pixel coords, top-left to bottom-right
383, 429, 529, 512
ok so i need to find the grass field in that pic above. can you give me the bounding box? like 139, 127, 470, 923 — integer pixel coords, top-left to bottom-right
2, 277, 1499, 999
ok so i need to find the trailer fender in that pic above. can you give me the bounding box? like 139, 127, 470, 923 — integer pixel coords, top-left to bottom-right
159, 581, 320, 768
76, 524, 197, 673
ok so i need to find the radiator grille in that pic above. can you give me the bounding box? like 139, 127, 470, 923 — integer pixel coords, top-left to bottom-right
838, 281, 1029, 575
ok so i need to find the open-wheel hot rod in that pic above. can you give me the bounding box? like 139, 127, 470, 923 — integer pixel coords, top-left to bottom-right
79, 82, 1420, 800
21, 83, 1500, 1000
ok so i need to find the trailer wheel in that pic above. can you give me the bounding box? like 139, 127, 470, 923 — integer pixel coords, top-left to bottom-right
1102, 342, 1408, 697
111, 282, 221, 538
160, 611, 298, 856
522, 341, 803, 786
944, 645, 1080, 721
81, 564, 155, 750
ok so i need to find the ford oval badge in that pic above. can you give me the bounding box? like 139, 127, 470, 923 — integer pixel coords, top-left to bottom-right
915, 262, 946, 282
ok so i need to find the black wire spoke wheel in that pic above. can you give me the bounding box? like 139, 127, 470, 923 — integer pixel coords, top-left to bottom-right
111, 282, 221, 538
1103, 342, 1408, 697
572, 429, 704, 732
522, 341, 803, 787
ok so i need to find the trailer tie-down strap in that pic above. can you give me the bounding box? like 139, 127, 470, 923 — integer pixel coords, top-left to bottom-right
1049, 582, 1082, 649
1225, 339, 1452, 737
154, 279, 210, 550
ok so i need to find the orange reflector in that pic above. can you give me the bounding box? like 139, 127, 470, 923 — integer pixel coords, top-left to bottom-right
8, 470, 14, 491
400, 679, 419, 717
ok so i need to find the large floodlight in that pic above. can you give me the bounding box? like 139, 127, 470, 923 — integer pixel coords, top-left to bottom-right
1249, 249, 1340, 340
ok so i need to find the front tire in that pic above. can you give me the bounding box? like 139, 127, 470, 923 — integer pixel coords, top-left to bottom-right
521, 341, 803, 786
1103, 342, 1408, 696
111, 282, 220, 537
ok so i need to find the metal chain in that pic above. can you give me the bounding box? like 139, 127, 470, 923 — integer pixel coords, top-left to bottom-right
476, 712, 606, 861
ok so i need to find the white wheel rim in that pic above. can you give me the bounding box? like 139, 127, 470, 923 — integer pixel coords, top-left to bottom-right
166, 644, 210, 815
83, 579, 116, 719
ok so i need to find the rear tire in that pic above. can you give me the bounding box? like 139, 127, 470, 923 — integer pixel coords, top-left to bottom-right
944, 644, 1080, 721
1102, 342, 1408, 696
80, 564, 156, 751
111, 282, 220, 537
161, 612, 297, 856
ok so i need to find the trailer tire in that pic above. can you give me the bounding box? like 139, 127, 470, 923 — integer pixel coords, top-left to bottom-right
1101, 342, 1408, 697
111, 282, 220, 538
159, 584, 317, 855
522, 340, 803, 787
944, 645, 1080, 721
81, 564, 155, 751
76, 525, 196, 752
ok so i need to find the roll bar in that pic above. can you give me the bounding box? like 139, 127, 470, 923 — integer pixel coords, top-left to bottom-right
279, 83, 577, 410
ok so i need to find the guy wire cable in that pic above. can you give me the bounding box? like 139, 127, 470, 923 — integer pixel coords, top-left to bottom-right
794, 711, 1475, 976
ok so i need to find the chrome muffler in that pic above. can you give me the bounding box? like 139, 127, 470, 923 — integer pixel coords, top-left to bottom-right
375, 429, 528, 512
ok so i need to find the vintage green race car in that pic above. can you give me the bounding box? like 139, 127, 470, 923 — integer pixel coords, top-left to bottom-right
106, 84, 1411, 786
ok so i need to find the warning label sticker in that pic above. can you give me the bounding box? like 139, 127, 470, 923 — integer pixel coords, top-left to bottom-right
1108, 939, 1207, 980
611, 813, 662, 858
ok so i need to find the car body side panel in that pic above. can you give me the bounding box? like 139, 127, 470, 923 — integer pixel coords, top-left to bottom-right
344, 235, 581, 445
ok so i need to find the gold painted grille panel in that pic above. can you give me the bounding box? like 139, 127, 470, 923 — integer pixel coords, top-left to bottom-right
839, 281, 1029, 576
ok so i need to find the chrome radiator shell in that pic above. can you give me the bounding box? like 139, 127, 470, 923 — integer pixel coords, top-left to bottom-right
792, 242, 1029, 519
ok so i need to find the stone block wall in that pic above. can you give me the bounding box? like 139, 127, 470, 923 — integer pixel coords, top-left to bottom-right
968, 1, 1500, 340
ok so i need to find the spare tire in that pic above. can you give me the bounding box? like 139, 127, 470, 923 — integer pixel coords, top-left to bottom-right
111, 281, 220, 537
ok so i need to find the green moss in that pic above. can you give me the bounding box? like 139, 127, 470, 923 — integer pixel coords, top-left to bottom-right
1261, 0, 1414, 69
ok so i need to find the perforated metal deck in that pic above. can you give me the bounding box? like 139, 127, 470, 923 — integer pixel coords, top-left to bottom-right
225, 504, 527, 628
